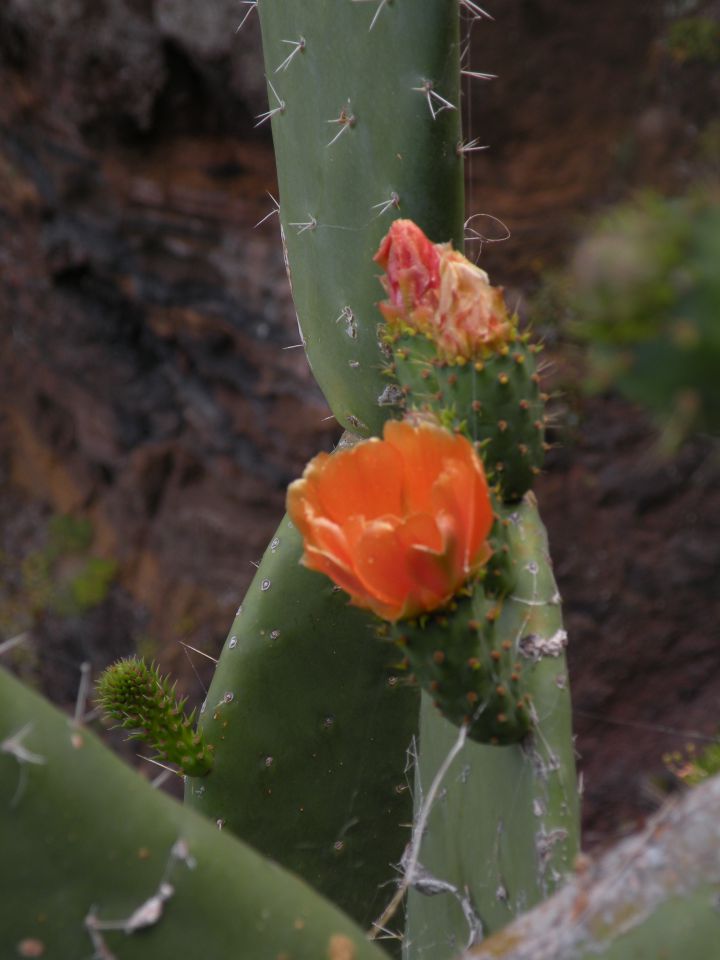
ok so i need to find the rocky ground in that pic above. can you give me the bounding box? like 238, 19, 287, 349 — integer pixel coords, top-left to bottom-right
1, 0, 719, 847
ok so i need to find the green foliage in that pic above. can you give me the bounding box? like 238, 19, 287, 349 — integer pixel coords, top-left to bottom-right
664, 16, 720, 64
97, 658, 214, 777
1, 513, 117, 633
665, 737, 720, 786
56, 556, 119, 616
538, 188, 720, 446
46, 514, 94, 555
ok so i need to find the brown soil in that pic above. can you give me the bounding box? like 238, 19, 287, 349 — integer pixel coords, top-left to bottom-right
1, 0, 719, 850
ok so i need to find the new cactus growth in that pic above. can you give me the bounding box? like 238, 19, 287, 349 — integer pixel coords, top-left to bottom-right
97, 657, 214, 777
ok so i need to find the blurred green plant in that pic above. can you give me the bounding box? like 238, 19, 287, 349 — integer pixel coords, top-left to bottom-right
1, 513, 117, 635
536, 188, 720, 448
664, 16, 720, 64
665, 737, 720, 786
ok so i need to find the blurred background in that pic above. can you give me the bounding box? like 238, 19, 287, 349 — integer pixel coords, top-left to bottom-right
1, 0, 719, 848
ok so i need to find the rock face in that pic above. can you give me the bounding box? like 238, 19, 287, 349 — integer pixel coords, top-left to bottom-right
0, 0, 335, 701
1, 0, 719, 847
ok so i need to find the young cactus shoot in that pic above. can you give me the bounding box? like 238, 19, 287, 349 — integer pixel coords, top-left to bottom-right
97, 657, 214, 777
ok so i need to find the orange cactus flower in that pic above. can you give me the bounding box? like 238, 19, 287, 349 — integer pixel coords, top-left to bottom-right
287, 419, 494, 622
374, 219, 512, 359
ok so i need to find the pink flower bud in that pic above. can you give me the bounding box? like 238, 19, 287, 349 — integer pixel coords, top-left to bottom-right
375, 221, 512, 360
374, 219, 441, 326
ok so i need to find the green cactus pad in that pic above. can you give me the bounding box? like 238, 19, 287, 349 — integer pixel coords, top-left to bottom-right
0, 667, 389, 960
403, 496, 578, 957
185, 512, 419, 928
392, 334, 546, 501
469, 772, 720, 960
257, 0, 464, 435
390, 587, 532, 745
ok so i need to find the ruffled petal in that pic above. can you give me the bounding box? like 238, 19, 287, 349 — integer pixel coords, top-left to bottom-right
297, 439, 405, 525
301, 544, 368, 602
431, 458, 494, 573
351, 519, 419, 618
384, 419, 471, 514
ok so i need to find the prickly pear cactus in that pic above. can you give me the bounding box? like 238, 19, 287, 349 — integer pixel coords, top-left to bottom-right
257, 0, 464, 435
404, 498, 578, 957
374, 220, 547, 501
0, 666, 388, 960
186, 510, 419, 928
465, 771, 720, 960
393, 337, 546, 501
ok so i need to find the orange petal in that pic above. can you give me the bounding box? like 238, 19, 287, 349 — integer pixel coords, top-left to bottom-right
302, 544, 368, 603
432, 458, 493, 572
351, 520, 421, 616
353, 517, 461, 621
304, 516, 355, 572
309, 440, 405, 524
384, 419, 472, 514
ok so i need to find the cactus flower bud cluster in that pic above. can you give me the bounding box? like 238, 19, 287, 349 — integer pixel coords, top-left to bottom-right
375, 219, 512, 360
